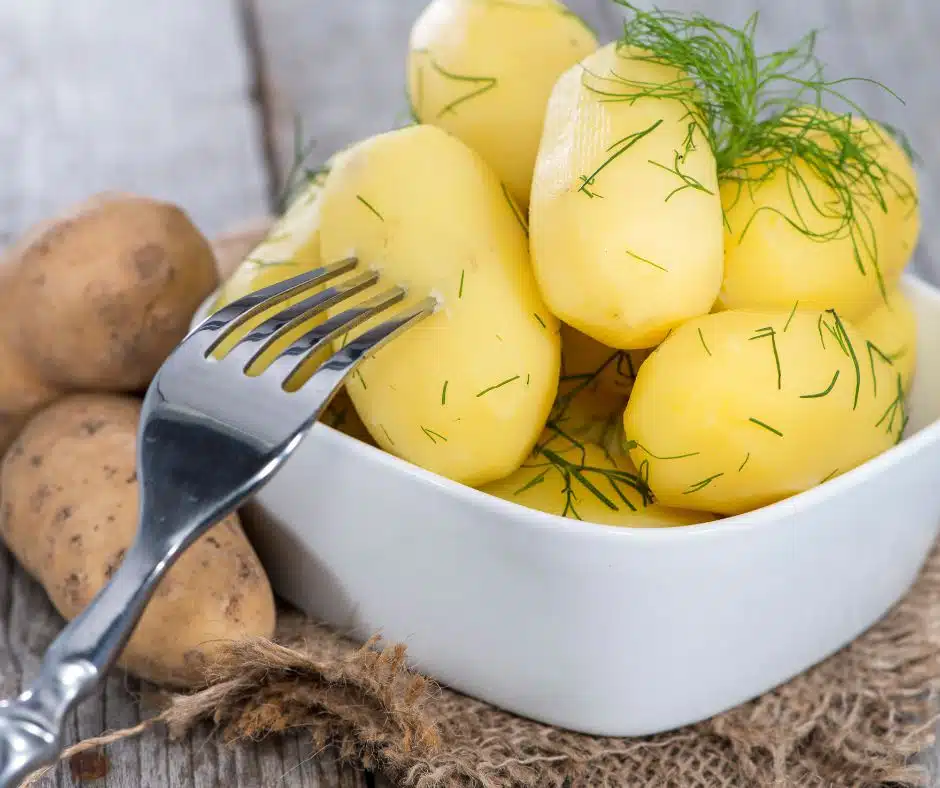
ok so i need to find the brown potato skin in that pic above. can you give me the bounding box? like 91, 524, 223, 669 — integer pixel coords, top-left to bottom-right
3, 194, 219, 390
0, 394, 276, 687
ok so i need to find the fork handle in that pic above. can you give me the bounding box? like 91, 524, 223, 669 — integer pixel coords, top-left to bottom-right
0, 539, 164, 787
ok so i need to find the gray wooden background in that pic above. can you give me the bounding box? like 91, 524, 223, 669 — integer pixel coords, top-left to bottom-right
0, 1, 938, 786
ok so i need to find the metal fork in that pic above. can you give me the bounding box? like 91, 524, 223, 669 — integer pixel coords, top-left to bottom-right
0, 257, 435, 787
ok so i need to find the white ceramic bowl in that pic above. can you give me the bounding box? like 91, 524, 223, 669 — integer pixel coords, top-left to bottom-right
194, 273, 940, 737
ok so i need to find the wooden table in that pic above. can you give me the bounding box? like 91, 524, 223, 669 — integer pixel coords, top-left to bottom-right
1, 2, 938, 785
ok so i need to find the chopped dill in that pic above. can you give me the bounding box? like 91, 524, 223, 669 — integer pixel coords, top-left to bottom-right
355, 370, 368, 390
684, 473, 724, 494
784, 301, 800, 332
697, 327, 712, 357
866, 340, 894, 397
458, 270, 465, 298
421, 426, 448, 444
429, 58, 498, 117
749, 417, 783, 437
526, 373, 531, 386
738, 453, 751, 472
502, 183, 529, 236
578, 119, 664, 198
875, 372, 906, 442
603, 2, 916, 301
380, 425, 395, 446
534, 313, 547, 329
278, 114, 329, 213
826, 310, 860, 409
800, 370, 840, 399
355, 195, 384, 222
514, 468, 549, 496
626, 248, 668, 272
477, 375, 520, 397
441, 380, 449, 406
749, 326, 782, 389
626, 440, 700, 461
817, 314, 828, 350
820, 468, 840, 484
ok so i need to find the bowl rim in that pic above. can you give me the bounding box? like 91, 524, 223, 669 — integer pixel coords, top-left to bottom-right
198, 272, 940, 542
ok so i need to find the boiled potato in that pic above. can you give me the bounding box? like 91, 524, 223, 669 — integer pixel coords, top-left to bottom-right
857, 284, 918, 393
719, 111, 920, 320
480, 440, 715, 527
0, 394, 276, 687
624, 308, 905, 515
560, 323, 649, 401
408, 0, 597, 206
529, 42, 724, 349
318, 124, 561, 487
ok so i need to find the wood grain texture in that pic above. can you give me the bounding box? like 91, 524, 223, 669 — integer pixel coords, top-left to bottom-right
1, 1, 939, 787
0, 0, 269, 241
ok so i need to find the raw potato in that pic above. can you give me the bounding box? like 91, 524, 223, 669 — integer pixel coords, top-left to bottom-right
857, 285, 918, 393
319, 124, 561, 487
718, 113, 920, 320
2, 194, 219, 390
623, 308, 905, 515
408, 0, 597, 206
480, 441, 715, 527
530, 42, 724, 349
0, 394, 276, 687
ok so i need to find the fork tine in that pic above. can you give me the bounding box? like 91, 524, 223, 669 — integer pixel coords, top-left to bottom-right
259, 286, 409, 383
191, 256, 359, 354
218, 270, 380, 370
283, 295, 438, 398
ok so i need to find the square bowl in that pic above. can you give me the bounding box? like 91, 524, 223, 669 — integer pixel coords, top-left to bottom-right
195, 272, 940, 736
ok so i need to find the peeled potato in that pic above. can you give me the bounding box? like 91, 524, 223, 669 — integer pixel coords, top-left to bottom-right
530, 42, 723, 349
560, 323, 649, 401
408, 0, 597, 206
480, 441, 715, 527
210, 176, 329, 373
857, 284, 918, 393
624, 308, 905, 515
719, 112, 920, 320
318, 124, 561, 487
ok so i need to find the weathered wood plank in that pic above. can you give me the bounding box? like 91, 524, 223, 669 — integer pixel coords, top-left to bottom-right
0, 0, 363, 785
0, 0, 269, 241
248, 0, 623, 193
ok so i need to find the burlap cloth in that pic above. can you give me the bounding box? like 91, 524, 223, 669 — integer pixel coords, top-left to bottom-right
30, 223, 939, 788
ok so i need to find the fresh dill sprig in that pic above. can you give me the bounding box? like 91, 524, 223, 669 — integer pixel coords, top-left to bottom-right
800, 370, 840, 399
429, 58, 498, 117
578, 119, 663, 197
749, 417, 783, 437
599, 2, 916, 301
278, 114, 330, 214
626, 248, 668, 272
866, 340, 894, 397
826, 309, 860, 409
749, 326, 782, 389
502, 183, 529, 237
355, 195, 384, 222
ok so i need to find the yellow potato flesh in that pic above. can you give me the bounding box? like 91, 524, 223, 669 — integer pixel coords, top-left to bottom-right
210, 178, 331, 385
857, 284, 918, 393
529, 42, 724, 349
408, 0, 597, 207
318, 124, 561, 487
718, 114, 920, 320
623, 309, 905, 515
560, 323, 649, 400
480, 441, 715, 527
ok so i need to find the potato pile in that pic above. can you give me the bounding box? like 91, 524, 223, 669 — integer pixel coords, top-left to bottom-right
217, 0, 921, 527
0, 194, 276, 687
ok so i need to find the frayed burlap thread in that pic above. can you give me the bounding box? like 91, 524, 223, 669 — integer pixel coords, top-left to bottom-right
36, 546, 940, 788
